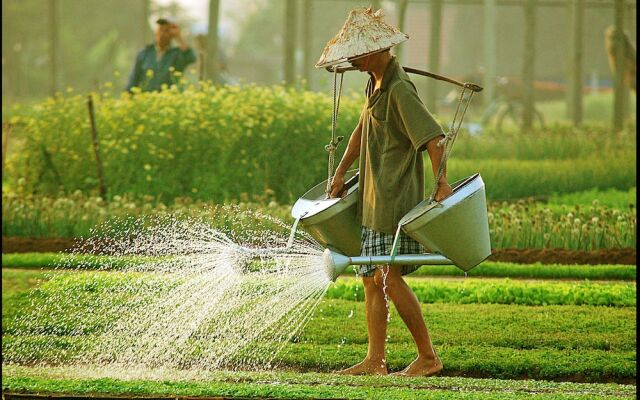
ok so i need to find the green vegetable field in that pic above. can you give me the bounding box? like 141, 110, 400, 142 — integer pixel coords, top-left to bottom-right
2, 82, 636, 399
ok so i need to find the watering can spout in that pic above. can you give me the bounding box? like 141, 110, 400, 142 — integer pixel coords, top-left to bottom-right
322, 248, 456, 282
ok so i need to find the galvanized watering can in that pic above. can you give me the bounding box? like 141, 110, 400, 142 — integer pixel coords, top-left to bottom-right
291, 172, 491, 281
291, 170, 361, 257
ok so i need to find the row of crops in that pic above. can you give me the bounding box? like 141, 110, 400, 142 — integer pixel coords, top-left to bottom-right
3, 188, 636, 250
1, 268, 635, 383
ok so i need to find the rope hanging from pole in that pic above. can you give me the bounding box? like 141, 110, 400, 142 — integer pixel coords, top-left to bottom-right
428, 84, 476, 203
325, 69, 345, 197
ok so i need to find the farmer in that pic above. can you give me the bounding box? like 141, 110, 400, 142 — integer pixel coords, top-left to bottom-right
126, 18, 197, 93
318, 7, 452, 376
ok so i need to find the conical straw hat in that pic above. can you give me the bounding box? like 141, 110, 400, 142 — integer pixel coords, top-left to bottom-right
316, 7, 409, 69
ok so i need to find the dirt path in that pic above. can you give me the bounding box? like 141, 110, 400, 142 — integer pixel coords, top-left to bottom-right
2, 236, 636, 265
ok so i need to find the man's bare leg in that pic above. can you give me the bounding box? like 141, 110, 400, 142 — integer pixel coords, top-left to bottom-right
336, 275, 388, 375
382, 266, 443, 376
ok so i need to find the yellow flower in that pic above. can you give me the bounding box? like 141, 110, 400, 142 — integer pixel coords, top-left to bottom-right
146, 69, 154, 78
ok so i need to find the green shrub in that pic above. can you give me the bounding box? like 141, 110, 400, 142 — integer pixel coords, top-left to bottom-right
5, 85, 361, 203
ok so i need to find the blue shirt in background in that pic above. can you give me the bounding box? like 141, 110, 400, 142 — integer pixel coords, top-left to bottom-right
126, 45, 197, 92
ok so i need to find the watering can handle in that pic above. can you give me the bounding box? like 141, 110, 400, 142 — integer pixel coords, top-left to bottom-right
343, 172, 359, 191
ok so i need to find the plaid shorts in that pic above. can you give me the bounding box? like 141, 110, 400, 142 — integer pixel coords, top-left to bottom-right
359, 226, 424, 277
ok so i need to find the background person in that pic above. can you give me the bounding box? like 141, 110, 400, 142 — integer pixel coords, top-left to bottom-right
318, 7, 452, 377
126, 18, 196, 92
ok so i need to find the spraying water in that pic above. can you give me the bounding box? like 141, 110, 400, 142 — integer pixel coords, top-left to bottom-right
9, 206, 331, 373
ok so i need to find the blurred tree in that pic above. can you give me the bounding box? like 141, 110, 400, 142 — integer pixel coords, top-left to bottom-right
284, 0, 297, 85
231, 0, 369, 91
207, 0, 220, 83
49, 0, 59, 96
395, 0, 408, 63
2, 0, 10, 101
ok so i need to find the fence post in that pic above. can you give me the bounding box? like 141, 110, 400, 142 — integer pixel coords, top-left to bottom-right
522, 0, 537, 132
86, 95, 107, 198
612, 0, 628, 131
567, 0, 584, 126
427, 0, 443, 113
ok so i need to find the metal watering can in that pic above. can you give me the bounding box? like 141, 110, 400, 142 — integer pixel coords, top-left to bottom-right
291, 172, 491, 281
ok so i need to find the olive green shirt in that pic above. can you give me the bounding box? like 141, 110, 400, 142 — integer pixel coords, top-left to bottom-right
358, 56, 444, 234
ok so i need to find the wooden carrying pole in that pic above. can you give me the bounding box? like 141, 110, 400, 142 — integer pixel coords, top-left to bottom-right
331, 65, 483, 92
86, 95, 107, 198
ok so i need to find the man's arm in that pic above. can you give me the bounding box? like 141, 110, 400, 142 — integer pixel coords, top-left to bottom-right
425, 136, 452, 201
171, 25, 197, 68
329, 120, 362, 198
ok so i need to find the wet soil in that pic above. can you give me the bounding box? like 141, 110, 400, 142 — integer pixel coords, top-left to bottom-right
2, 236, 637, 265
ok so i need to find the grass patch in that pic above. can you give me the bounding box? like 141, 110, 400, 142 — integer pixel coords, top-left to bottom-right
2, 365, 636, 399
2, 269, 636, 382
548, 187, 636, 209
445, 156, 635, 202
1, 253, 163, 270
536, 92, 637, 124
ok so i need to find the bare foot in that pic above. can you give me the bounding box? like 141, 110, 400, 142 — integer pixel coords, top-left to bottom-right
392, 356, 443, 377
335, 358, 388, 375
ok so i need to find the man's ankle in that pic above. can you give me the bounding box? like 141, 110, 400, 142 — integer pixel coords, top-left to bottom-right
365, 355, 387, 365
417, 353, 439, 362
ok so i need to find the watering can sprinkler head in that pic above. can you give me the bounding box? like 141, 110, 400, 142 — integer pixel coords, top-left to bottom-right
323, 247, 459, 282
323, 248, 351, 282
